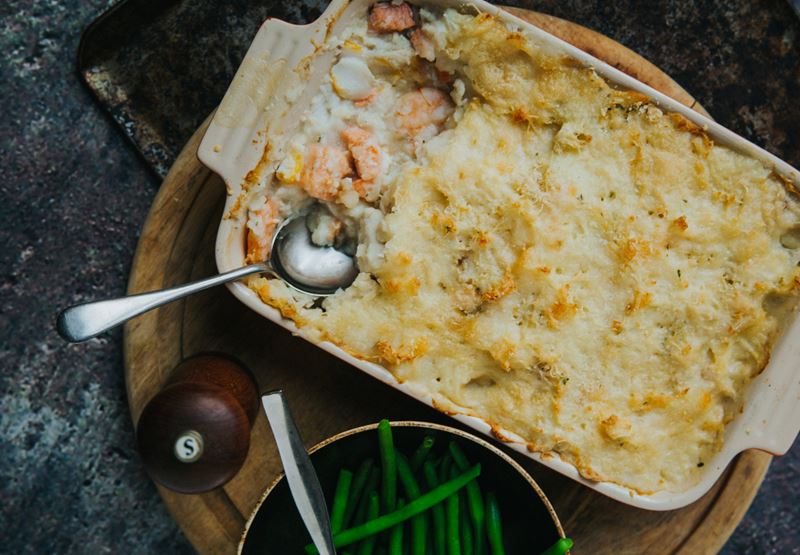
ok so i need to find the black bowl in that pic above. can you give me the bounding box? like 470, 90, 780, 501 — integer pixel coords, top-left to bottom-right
239, 421, 566, 554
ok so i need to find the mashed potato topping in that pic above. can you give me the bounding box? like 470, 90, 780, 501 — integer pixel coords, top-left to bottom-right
241, 4, 800, 492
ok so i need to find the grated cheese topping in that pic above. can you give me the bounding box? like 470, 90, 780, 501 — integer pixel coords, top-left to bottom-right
241, 5, 800, 492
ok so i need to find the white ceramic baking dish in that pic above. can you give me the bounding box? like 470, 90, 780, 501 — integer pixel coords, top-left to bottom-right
198, 0, 800, 510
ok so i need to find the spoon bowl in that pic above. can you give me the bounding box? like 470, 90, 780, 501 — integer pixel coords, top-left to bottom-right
271, 216, 359, 296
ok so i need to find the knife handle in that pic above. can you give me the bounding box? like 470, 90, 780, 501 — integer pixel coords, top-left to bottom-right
136, 353, 259, 494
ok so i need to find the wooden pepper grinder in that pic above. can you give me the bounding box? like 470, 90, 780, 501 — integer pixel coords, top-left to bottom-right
136, 353, 259, 494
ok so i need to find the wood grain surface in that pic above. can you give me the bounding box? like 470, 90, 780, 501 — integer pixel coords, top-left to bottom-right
123, 9, 770, 554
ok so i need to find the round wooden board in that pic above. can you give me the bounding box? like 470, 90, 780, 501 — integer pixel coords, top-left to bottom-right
124, 9, 769, 555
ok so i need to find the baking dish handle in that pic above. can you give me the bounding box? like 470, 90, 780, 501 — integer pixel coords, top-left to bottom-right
197, 17, 314, 188
198, 0, 358, 189
738, 315, 800, 455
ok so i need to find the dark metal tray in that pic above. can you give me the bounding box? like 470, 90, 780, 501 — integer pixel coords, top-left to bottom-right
77, 0, 326, 177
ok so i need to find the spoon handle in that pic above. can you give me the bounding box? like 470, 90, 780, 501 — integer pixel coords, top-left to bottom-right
262, 391, 336, 555
56, 263, 269, 342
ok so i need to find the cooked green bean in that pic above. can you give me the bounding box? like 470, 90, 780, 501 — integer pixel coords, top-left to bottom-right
460, 493, 474, 555
331, 469, 353, 534
344, 459, 375, 527
378, 419, 397, 513
448, 442, 485, 555
396, 454, 422, 497
485, 492, 505, 555
353, 494, 368, 528
356, 492, 380, 555
422, 461, 446, 555
304, 464, 481, 554
540, 537, 573, 555
388, 499, 405, 555
354, 467, 380, 526
438, 455, 452, 483
396, 454, 427, 555
410, 435, 435, 472
446, 469, 461, 555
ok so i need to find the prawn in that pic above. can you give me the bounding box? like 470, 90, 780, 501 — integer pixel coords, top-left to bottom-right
299, 144, 353, 201
342, 126, 384, 200
394, 87, 454, 140
368, 2, 415, 33
409, 29, 435, 62
342, 127, 383, 180
246, 199, 279, 263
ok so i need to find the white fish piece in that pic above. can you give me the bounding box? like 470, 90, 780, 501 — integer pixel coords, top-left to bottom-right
330, 57, 376, 101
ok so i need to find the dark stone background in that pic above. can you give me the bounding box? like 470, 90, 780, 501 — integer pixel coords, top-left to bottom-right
1, 0, 798, 553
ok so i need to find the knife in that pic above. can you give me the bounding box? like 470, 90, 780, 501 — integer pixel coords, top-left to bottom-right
262, 391, 337, 555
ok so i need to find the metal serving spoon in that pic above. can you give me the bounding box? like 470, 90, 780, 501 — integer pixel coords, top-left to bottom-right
56, 214, 358, 343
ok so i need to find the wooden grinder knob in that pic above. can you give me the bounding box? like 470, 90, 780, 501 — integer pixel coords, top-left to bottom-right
136, 354, 259, 494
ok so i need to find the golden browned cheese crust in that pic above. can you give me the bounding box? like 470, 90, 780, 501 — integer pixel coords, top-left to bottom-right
249, 9, 800, 492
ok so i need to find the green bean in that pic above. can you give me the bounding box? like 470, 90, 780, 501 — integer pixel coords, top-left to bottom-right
396, 454, 422, 498
344, 459, 375, 527
388, 499, 405, 555
485, 492, 505, 555
331, 469, 353, 534
446, 469, 461, 555
438, 455, 452, 483
354, 467, 380, 526
410, 435, 435, 472
353, 495, 368, 528
378, 419, 397, 513
396, 454, 427, 555
305, 464, 481, 555
356, 492, 380, 555
460, 492, 474, 555
422, 461, 446, 555
448, 442, 485, 555
539, 538, 573, 555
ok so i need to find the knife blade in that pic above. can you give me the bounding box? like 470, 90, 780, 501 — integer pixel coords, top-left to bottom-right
262, 391, 336, 555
